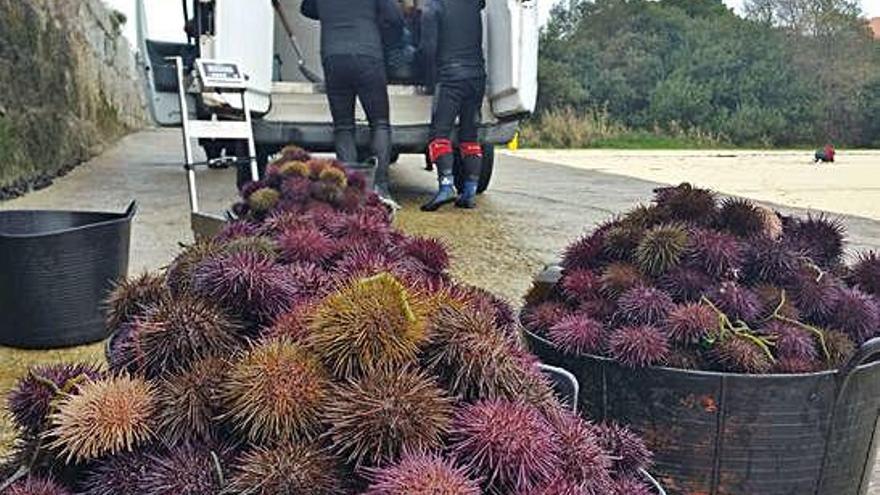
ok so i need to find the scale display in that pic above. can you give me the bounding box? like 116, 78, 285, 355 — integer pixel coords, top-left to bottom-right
196, 59, 247, 89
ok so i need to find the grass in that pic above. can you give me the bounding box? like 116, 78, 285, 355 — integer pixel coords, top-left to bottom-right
520, 107, 727, 150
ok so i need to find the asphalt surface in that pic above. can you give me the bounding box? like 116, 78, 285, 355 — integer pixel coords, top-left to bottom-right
1, 129, 879, 491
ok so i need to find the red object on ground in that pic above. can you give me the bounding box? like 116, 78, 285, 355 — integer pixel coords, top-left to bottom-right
824, 144, 835, 162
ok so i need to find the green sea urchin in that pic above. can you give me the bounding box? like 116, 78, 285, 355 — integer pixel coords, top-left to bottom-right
155, 357, 228, 445
324, 367, 453, 468
710, 335, 773, 374
47, 375, 156, 463
635, 223, 689, 275
224, 441, 343, 495
128, 296, 241, 376
104, 273, 167, 333
220, 339, 329, 443
306, 273, 431, 379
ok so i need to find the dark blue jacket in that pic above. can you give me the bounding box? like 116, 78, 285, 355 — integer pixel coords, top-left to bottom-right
419, 0, 486, 85
301, 0, 404, 61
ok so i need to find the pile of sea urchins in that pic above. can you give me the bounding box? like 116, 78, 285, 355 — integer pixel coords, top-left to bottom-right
2, 147, 655, 495
523, 183, 880, 374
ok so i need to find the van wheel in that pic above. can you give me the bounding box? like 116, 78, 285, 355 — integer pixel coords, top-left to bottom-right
453, 145, 495, 194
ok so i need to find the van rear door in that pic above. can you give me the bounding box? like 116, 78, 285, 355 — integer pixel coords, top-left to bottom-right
210, 0, 274, 114
485, 0, 539, 119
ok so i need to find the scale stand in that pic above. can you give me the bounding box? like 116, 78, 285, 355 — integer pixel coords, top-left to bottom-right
171, 57, 259, 241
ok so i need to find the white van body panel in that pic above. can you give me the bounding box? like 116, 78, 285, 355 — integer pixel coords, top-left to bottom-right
211, 0, 274, 113
486, 0, 539, 117
136, 0, 188, 126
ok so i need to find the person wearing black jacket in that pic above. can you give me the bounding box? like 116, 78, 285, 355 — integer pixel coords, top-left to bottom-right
419, 0, 486, 211
301, 0, 404, 205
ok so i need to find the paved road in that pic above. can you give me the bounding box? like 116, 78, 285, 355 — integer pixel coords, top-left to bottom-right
1, 130, 879, 492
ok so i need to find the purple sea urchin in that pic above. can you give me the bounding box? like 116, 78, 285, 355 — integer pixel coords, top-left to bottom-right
561, 269, 600, 303
594, 422, 652, 473
4, 477, 72, 495
522, 301, 571, 335
716, 198, 765, 238
830, 287, 880, 344
653, 183, 717, 225
710, 336, 773, 374
7, 363, 102, 433
686, 229, 743, 278
139, 444, 225, 495
548, 314, 606, 355
47, 375, 156, 462
613, 477, 655, 495
761, 321, 817, 361
850, 251, 880, 296
635, 223, 689, 275
665, 303, 717, 345
786, 268, 841, 324
607, 325, 670, 368
784, 214, 845, 267
709, 282, 761, 323
599, 263, 646, 299
104, 273, 167, 333
220, 339, 328, 443
193, 251, 298, 323
362, 452, 482, 495
224, 441, 343, 495
450, 400, 560, 491
549, 411, 613, 488
276, 226, 337, 265
658, 266, 713, 303
165, 241, 223, 297
79, 450, 151, 495
561, 231, 606, 270
306, 273, 431, 379
742, 236, 803, 285
214, 221, 260, 243
400, 236, 450, 275
616, 286, 675, 325
325, 367, 453, 467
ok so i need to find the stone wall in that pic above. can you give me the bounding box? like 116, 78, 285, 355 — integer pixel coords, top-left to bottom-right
0, 0, 147, 198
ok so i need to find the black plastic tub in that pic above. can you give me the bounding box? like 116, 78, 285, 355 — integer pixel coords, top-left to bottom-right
0, 202, 136, 349
525, 328, 880, 495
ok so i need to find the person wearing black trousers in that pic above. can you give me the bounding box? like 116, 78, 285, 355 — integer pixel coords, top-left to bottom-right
419, 0, 486, 211
301, 0, 404, 206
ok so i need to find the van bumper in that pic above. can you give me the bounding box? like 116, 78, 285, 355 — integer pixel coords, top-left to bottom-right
252, 120, 520, 154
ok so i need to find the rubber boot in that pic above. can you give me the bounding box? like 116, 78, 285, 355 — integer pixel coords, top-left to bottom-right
456, 180, 478, 209
371, 122, 399, 209
421, 152, 457, 211
455, 151, 482, 208
334, 125, 358, 164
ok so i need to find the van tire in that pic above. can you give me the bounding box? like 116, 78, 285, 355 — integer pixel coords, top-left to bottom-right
454, 144, 494, 194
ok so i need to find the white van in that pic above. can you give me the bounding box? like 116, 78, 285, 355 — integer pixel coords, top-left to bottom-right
136, 0, 538, 191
